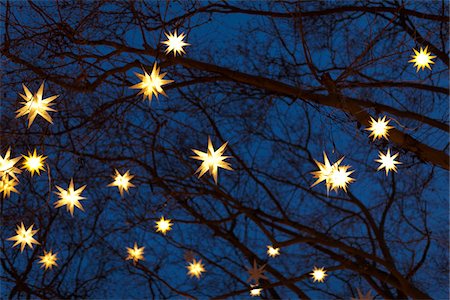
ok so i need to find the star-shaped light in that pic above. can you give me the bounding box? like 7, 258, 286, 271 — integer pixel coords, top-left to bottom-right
311, 152, 343, 192
155, 216, 173, 235
409, 46, 436, 72
0, 147, 22, 181
162, 30, 190, 56
250, 285, 262, 297
329, 164, 355, 192
267, 245, 280, 258
246, 260, 268, 283
375, 149, 401, 175
38, 250, 58, 270
0, 175, 19, 198
310, 266, 327, 283
21, 149, 46, 176
54, 179, 87, 216
191, 137, 233, 184
366, 116, 393, 141
126, 242, 145, 264
107, 169, 135, 196
187, 259, 206, 279
7, 222, 40, 252
351, 288, 374, 300
16, 82, 58, 128
130, 63, 174, 102
311, 152, 354, 193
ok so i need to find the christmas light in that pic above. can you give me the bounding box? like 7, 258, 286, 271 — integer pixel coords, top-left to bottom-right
16, 82, 58, 128
7, 222, 40, 252
376, 148, 401, 175
162, 30, 190, 56
310, 266, 327, 283
21, 149, 46, 176
250, 285, 262, 297
187, 259, 205, 279
131, 63, 173, 102
366, 116, 393, 141
191, 137, 233, 184
0, 147, 22, 181
0, 176, 19, 198
38, 250, 58, 270
409, 46, 436, 72
155, 216, 173, 235
126, 243, 145, 264
329, 164, 355, 192
108, 169, 135, 196
54, 179, 87, 216
266, 245, 280, 258
311, 152, 354, 193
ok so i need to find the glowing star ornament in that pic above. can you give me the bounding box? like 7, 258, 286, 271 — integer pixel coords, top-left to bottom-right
366, 116, 394, 141
131, 63, 174, 102
409, 46, 436, 72
107, 169, 135, 196
311, 152, 343, 192
246, 260, 268, 283
16, 82, 58, 128
21, 149, 46, 176
126, 243, 145, 264
0, 176, 19, 198
329, 164, 355, 193
310, 266, 327, 283
162, 30, 190, 56
187, 259, 206, 279
311, 152, 354, 193
39, 250, 58, 270
250, 285, 262, 297
376, 149, 402, 175
191, 137, 233, 184
7, 222, 40, 252
54, 179, 87, 216
267, 246, 280, 258
155, 216, 173, 235
0, 147, 22, 180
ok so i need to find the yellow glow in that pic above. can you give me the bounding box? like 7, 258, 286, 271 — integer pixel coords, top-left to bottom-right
7, 222, 40, 252
409, 46, 436, 72
39, 250, 58, 270
312, 152, 354, 193
0, 175, 19, 198
108, 169, 135, 196
267, 245, 280, 258
191, 137, 233, 184
0, 147, 22, 181
250, 285, 262, 297
187, 259, 206, 279
329, 165, 355, 192
162, 30, 190, 56
54, 179, 87, 216
366, 116, 393, 141
310, 266, 327, 283
131, 63, 174, 102
16, 82, 58, 128
376, 148, 402, 175
155, 216, 173, 235
21, 149, 46, 176
126, 242, 145, 264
